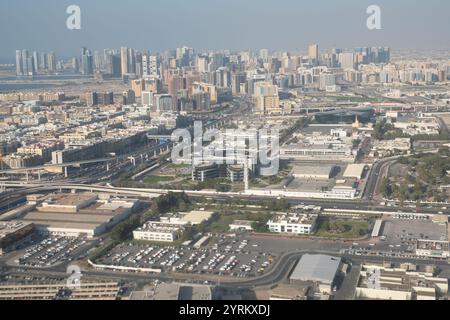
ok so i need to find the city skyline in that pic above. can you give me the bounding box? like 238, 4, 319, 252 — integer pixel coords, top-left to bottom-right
1, 0, 450, 62
0, 0, 449, 305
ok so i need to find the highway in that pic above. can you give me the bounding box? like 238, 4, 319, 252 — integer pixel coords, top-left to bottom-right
0, 180, 446, 217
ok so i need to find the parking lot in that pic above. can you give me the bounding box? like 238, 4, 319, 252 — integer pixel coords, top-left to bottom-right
341, 215, 449, 262
96, 235, 277, 278
383, 216, 447, 246
13, 236, 91, 268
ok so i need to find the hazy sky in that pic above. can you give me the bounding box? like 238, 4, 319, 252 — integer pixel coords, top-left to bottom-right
1, 0, 449, 61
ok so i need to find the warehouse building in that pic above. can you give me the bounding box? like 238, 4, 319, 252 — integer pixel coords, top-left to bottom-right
292, 165, 336, 180
19, 193, 138, 238
343, 164, 367, 180
289, 254, 342, 294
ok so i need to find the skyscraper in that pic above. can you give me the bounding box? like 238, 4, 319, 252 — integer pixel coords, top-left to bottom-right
80, 47, 94, 75
32, 51, 40, 73
259, 49, 269, 63
106, 53, 121, 78
308, 44, 319, 65
128, 48, 136, 74
15, 50, 23, 76
47, 52, 56, 73
17, 49, 36, 76
40, 52, 48, 70
120, 47, 129, 76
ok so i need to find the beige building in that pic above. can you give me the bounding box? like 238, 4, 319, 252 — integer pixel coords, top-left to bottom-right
355, 264, 448, 300
254, 81, 280, 115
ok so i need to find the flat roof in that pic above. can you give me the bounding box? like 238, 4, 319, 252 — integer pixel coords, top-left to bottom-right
292, 165, 335, 176
152, 283, 212, 300
372, 219, 383, 238
0, 221, 33, 238
43, 193, 98, 207
31, 221, 102, 232
290, 254, 341, 285
343, 164, 367, 179
22, 211, 114, 224
180, 211, 214, 224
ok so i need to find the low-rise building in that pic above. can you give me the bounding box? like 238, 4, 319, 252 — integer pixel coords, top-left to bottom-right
229, 220, 254, 231
267, 212, 318, 235
289, 254, 342, 295
371, 138, 411, 157
0, 281, 119, 300
292, 165, 335, 180
133, 222, 183, 242
415, 239, 450, 258
0, 221, 35, 256
130, 283, 212, 300
355, 264, 448, 300
19, 193, 138, 238
343, 164, 367, 180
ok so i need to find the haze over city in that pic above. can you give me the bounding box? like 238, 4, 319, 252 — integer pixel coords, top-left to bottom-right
0, 0, 450, 307
1, 0, 450, 62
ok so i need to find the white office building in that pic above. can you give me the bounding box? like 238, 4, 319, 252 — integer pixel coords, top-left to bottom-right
267, 213, 318, 235
133, 222, 183, 243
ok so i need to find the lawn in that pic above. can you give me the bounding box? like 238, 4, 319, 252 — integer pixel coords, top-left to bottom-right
143, 175, 175, 184
206, 211, 272, 233
315, 218, 369, 239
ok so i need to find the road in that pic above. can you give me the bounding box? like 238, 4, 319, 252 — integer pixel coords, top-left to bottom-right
0, 179, 446, 216
3, 248, 448, 290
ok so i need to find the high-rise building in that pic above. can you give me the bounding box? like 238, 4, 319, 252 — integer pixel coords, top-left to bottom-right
15, 50, 23, 76
32, 51, 40, 73
102, 92, 114, 105
196, 55, 209, 73
72, 57, 79, 73
319, 73, 336, 90
120, 47, 129, 76
131, 79, 146, 98
94, 50, 102, 71
215, 67, 231, 88
141, 91, 154, 106
47, 52, 56, 73
80, 47, 93, 75
86, 92, 99, 106
308, 44, 319, 65
231, 72, 246, 95
254, 81, 279, 114
127, 48, 136, 74
142, 54, 160, 78
40, 52, 48, 70
149, 55, 160, 77
339, 52, 356, 70
106, 53, 121, 77
259, 49, 269, 63
17, 49, 35, 76
122, 90, 136, 105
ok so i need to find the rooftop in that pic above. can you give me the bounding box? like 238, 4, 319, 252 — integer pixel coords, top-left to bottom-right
290, 254, 341, 285
270, 213, 318, 225
0, 221, 33, 239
